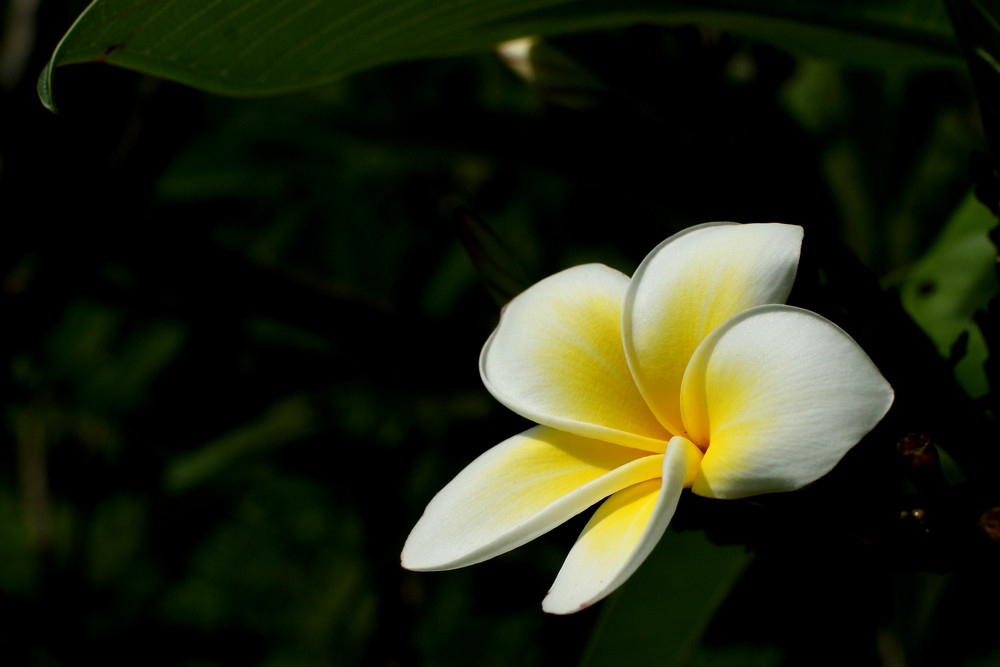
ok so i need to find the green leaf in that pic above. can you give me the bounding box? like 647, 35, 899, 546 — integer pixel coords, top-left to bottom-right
454, 207, 532, 306
164, 395, 319, 493
946, 0, 1000, 159
45, 299, 187, 413
580, 526, 751, 667
40, 0, 959, 110
900, 193, 999, 398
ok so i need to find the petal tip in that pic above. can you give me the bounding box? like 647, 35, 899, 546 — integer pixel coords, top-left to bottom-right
399, 531, 449, 572
541, 592, 592, 615
399, 546, 423, 572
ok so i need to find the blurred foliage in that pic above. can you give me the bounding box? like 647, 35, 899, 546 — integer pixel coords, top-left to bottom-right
3, 0, 1000, 665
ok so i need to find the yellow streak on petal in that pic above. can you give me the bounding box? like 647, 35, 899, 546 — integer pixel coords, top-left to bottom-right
402, 426, 667, 571
531, 291, 660, 432
570, 478, 663, 579
679, 349, 778, 450
542, 436, 703, 613
490, 429, 661, 521
625, 223, 802, 436
683, 305, 894, 499
482, 264, 671, 452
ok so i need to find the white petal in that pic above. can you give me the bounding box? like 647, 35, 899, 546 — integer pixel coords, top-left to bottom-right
542, 436, 703, 614
623, 222, 803, 435
481, 264, 671, 453
401, 426, 662, 571
681, 305, 894, 499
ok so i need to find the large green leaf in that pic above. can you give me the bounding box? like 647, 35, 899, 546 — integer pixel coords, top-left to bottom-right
900, 193, 999, 398
40, 0, 959, 110
580, 526, 752, 667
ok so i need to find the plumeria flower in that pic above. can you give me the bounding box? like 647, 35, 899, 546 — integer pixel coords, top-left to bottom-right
402, 222, 893, 614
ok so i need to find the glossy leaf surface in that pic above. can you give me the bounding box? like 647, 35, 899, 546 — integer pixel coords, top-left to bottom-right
40, 0, 959, 109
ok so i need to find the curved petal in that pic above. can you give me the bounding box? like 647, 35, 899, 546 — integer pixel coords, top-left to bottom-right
623, 222, 803, 435
681, 305, 894, 499
542, 436, 703, 614
481, 264, 671, 453
401, 425, 662, 571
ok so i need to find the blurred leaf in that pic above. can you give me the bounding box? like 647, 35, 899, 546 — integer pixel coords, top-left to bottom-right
900, 193, 999, 397
87, 495, 149, 587
781, 62, 983, 272
454, 206, 532, 306
947, 0, 1000, 160
580, 526, 751, 667
0, 484, 38, 594
165, 395, 319, 493
46, 300, 187, 413
779, 59, 850, 134
419, 244, 480, 320
39, 0, 959, 109
161, 473, 375, 664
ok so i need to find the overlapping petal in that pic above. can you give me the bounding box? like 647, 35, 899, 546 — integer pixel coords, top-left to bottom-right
680, 305, 894, 499
481, 264, 671, 453
623, 222, 803, 435
542, 436, 703, 614
401, 425, 662, 571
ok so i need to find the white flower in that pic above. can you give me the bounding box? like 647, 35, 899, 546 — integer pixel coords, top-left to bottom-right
402, 222, 893, 614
